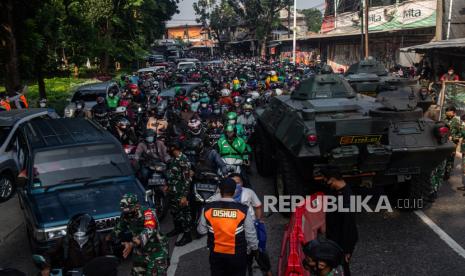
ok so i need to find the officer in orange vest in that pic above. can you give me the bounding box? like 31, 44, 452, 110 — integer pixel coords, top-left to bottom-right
197, 177, 258, 276
0, 94, 11, 111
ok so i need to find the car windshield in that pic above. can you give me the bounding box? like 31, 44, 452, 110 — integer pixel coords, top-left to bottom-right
179, 63, 195, 70
0, 126, 12, 146
71, 89, 107, 102
32, 144, 131, 188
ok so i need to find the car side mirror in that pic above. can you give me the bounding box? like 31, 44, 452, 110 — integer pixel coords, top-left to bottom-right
16, 175, 27, 188
145, 190, 153, 203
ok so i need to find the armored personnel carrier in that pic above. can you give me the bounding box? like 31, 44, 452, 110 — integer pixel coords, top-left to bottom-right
255, 72, 454, 202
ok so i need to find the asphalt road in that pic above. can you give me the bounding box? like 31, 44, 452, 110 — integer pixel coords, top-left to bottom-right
2, 158, 465, 275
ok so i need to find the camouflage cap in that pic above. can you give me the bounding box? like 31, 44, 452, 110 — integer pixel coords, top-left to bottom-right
120, 193, 139, 209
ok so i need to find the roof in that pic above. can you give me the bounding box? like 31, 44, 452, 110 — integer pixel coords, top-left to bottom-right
76, 81, 114, 91
26, 118, 115, 150
0, 108, 52, 127
401, 38, 465, 52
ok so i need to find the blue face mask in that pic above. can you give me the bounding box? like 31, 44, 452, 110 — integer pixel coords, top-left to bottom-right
233, 184, 243, 202
145, 136, 155, 143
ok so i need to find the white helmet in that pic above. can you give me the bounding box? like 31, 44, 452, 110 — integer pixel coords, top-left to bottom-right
275, 88, 283, 96
248, 91, 260, 100
221, 88, 231, 97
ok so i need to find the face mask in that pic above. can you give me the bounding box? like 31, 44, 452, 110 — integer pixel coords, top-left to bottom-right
77, 104, 83, 109
245, 111, 251, 116
448, 71, 454, 75
192, 97, 198, 102
228, 120, 236, 125
145, 136, 155, 143
73, 231, 89, 249
201, 103, 208, 108
109, 94, 114, 97
214, 109, 220, 114
40, 103, 46, 107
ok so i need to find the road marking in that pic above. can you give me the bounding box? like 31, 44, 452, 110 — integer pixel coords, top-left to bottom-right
167, 236, 207, 276
414, 210, 465, 259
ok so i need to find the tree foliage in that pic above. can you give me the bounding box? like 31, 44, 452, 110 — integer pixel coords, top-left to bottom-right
0, 0, 178, 95
193, 0, 238, 52
301, 8, 323, 33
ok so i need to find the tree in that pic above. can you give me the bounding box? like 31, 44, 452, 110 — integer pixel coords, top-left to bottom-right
0, 0, 178, 98
301, 8, 323, 33
193, 0, 238, 53
227, 0, 292, 57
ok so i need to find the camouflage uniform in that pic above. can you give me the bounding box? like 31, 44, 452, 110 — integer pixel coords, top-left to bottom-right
444, 115, 462, 178
166, 153, 192, 232
113, 194, 168, 276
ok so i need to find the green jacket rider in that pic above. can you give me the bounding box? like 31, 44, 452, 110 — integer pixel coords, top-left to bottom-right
217, 124, 250, 160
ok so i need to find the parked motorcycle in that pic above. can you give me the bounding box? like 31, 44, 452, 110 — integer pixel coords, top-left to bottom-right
145, 159, 168, 221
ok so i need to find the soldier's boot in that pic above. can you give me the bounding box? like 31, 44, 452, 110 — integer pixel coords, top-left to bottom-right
166, 227, 182, 238
175, 232, 192, 246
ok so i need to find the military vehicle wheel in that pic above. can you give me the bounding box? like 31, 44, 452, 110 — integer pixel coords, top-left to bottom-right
401, 172, 432, 210
254, 126, 274, 177
275, 151, 305, 196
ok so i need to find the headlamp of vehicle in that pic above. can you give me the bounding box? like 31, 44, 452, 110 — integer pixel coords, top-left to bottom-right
34, 226, 67, 242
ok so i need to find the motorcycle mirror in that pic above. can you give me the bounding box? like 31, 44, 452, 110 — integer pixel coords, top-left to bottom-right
145, 190, 153, 203
32, 254, 47, 269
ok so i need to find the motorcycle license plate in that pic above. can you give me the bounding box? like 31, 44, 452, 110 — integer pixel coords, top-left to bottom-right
148, 177, 166, 186
195, 183, 218, 192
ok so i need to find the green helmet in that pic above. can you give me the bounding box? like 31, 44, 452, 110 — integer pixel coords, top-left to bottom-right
120, 193, 139, 210
226, 112, 238, 120
225, 124, 235, 133
175, 86, 181, 96
200, 97, 209, 103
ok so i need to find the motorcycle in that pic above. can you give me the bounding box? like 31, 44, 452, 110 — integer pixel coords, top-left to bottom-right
32, 254, 119, 276
192, 171, 220, 222
145, 159, 168, 221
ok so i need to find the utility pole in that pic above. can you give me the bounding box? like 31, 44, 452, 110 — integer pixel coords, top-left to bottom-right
207, 0, 214, 57
360, 1, 364, 58
446, 0, 454, 40
334, 0, 338, 29
435, 0, 443, 41
364, 0, 369, 58
292, 0, 297, 64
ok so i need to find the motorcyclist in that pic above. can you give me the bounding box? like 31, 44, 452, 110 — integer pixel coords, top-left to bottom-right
91, 96, 110, 128
39, 98, 47, 108
183, 117, 206, 165
146, 103, 169, 137
128, 83, 146, 105
237, 103, 256, 135
217, 124, 250, 163
218, 88, 233, 106
110, 117, 138, 145
73, 100, 86, 118
135, 129, 171, 184
198, 98, 212, 120
231, 96, 243, 114
41, 213, 110, 276
224, 111, 246, 139
106, 90, 120, 110
189, 91, 201, 112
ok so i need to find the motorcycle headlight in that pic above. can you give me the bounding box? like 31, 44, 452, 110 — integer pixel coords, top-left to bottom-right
64, 108, 74, 117
34, 226, 67, 242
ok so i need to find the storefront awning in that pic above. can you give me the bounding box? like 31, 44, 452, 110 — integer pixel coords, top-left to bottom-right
401, 38, 465, 52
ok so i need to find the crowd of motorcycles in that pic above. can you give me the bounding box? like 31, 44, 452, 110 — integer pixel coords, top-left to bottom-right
72, 58, 312, 223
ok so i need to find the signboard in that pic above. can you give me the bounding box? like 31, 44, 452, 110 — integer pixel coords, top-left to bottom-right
322, 0, 437, 33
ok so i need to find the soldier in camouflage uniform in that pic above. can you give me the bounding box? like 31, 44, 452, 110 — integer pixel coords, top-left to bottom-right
166, 141, 193, 246
112, 193, 168, 276
443, 106, 462, 180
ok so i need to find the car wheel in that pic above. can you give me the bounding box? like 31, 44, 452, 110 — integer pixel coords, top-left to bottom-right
0, 174, 14, 203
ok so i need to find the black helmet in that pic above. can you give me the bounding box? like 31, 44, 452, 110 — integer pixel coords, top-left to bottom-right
67, 213, 96, 248
144, 129, 156, 143
116, 118, 130, 130
96, 96, 105, 104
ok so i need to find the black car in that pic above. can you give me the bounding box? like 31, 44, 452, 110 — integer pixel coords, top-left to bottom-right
16, 118, 150, 252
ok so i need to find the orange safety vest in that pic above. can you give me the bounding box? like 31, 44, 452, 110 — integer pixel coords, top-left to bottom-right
0, 99, 11, 111
19, 94, 28, 108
